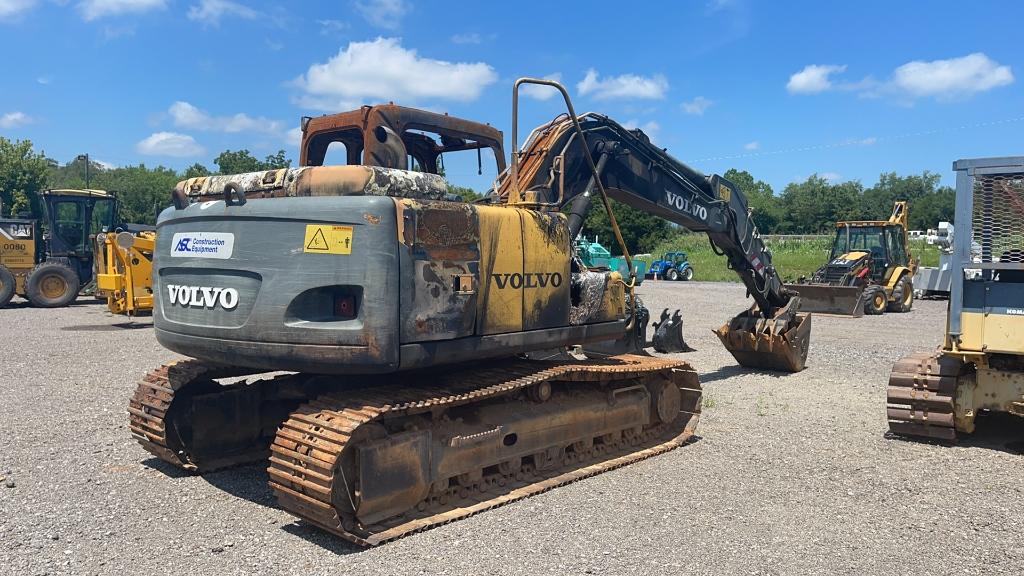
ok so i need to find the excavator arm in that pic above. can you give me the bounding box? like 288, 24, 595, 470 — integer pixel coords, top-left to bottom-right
499, 81, 811, 371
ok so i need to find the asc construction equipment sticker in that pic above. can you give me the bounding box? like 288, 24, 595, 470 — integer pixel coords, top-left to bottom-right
303, 224, 353, 255
171, 232, 235, 259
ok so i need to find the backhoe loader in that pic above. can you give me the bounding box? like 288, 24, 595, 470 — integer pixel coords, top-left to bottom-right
128, 79, 812, 545
887, 156, 1024, 440
787, 201, 916, 316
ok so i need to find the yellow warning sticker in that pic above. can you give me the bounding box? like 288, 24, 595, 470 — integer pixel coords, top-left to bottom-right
303, 224, 353, 255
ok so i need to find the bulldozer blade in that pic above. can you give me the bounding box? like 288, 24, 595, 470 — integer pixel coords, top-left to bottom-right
714, 301, 812, 373
651, 308, 693, 353
783, 283, 866, 317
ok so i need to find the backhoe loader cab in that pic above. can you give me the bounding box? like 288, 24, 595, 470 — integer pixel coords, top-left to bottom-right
0, 189, 118, 308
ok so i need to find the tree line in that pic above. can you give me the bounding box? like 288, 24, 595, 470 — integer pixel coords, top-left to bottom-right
2, 136, 956, 243
0, 136, 289, 224
583, 168, 956, 255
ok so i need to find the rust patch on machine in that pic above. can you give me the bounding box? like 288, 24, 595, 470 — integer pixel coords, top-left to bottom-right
399, 200, 481, 341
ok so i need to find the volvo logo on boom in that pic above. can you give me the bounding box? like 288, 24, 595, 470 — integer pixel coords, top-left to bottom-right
665, 191, 708, 221
491, 272, 563, 289
166, 284, 240, 310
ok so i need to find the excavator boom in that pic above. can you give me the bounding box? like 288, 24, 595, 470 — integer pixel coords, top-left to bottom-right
499, 82, 810, 371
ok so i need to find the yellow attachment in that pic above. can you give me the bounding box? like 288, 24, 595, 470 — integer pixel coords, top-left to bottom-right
94, 230, 155, 315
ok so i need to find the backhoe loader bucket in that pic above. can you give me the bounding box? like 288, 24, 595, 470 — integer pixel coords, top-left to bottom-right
651, 308, 693, 353
714, 299, 812, 373
783, 284, 865, 317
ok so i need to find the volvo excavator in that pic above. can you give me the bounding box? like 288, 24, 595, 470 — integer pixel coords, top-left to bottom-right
129, 79, 811, 545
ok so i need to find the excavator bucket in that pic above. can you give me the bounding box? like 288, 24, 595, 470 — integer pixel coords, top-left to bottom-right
651, 308, 694, 353
714, 299, 812, 373
783, 283, 865, 317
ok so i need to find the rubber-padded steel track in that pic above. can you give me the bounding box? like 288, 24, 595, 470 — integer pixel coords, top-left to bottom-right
267, 353, 701, 546
886, 351, 964, 440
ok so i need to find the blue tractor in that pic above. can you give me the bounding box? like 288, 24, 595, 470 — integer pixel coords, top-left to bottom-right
646, 251, 694, 281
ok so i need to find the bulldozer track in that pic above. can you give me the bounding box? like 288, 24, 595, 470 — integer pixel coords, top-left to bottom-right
267, 353, 701, 546
886, 351, 963, 441
128, 360, 267, 472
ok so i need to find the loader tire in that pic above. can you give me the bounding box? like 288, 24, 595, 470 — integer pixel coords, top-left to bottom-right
0, 265, 14, 308
864, 285, 887, 316
666, 268, 680, 281
681, 267, 694, 281
26, 262, 79, 308
887, 275, 913, 313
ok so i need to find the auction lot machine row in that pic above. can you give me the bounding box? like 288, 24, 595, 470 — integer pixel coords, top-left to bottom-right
129, 79, 811, 545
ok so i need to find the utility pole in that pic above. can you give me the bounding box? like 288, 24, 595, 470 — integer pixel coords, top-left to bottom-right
76, 153, 90, 188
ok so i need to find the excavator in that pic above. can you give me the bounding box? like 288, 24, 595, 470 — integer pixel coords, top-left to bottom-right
129, 79, 811, 545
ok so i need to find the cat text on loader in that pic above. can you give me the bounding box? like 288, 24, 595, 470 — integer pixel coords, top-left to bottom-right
887, 156, 1024, 440
787, 201, 916, 316
129, 80, 810, 546
92, 226, 156, 315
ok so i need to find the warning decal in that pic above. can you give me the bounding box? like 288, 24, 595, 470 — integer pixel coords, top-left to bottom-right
303, 224, 353, 255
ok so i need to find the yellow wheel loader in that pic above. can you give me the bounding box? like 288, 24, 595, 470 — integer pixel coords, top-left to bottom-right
0, 189, 118, 308
786, 201, 916, 316
888, 157, 1024, 440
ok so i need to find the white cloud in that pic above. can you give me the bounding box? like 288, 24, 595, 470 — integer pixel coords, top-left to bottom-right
743, 141, 759, 151
353, 0, 408, 30
187, 0, 258, 26
577, 69, 668, 100
318, 19, 348, 35
77, 0, 166, 21
681, 96, 713, 115
0, 111, 33, 128
168, 101, 282, 134
820, 172, 841, 182
293, 37, 498, 110
285, 127, 303, 147
36, 75, 51, 85
0, 0, 36, 20
94, 159, 118, 170
892, 53, 1013, 99
450, 32, 481, 44
521, 73, 563, 101
788, 53, 1013, 102
787, 64, 847, 94
136, 132, 204, 157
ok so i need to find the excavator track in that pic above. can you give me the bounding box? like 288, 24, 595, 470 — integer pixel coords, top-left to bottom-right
128, 360, 279, 472
267, 353, 701, 546
886, 351, 964, 441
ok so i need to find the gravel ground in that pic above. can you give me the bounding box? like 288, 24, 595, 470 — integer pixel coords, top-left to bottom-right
1, 283, 1022, 576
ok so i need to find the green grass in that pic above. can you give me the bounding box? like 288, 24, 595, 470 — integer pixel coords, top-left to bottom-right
636, 234, 940, 283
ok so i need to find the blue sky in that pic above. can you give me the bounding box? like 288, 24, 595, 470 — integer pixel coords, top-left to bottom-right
1, 0, 1021, 194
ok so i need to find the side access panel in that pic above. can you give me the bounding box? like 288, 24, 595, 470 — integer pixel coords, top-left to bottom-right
397, 199, 480, 343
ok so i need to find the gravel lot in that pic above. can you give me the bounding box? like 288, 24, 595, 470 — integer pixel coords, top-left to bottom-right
1, 282, 1022, 576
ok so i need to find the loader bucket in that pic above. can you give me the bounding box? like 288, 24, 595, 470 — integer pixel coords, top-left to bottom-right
714, 300, 812, 373
783, 283, 866, 317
